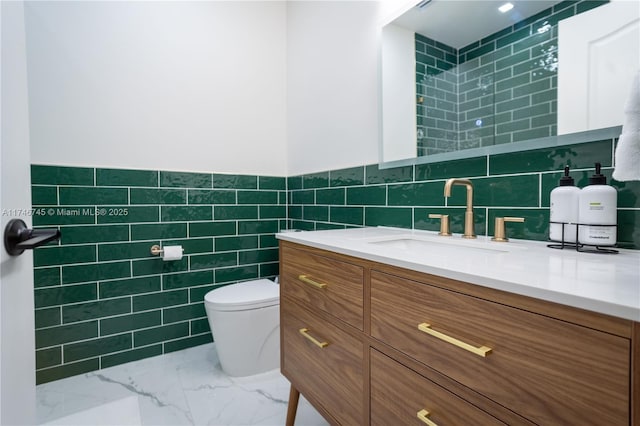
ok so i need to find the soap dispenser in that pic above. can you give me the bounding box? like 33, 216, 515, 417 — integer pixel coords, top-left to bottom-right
549, 165, 580, 243
578, 162, 618, 245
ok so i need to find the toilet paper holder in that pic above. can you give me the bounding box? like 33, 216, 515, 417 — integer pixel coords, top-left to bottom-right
150, 244, 183, 256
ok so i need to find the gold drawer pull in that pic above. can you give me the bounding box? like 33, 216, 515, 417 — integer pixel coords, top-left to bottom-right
299, 328, 329, 348
418, 323, 492, 357
417, 409, 438, 426
298, 274, 327, 289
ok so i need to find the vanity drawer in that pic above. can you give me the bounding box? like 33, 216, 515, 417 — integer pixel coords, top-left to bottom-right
370, 349, 506, 426
370, 270, 630, 425
281, 297, 364, 425
280, 242, 364, 330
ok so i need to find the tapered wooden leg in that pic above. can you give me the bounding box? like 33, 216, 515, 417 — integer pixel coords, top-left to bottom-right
286, 385, 300, 426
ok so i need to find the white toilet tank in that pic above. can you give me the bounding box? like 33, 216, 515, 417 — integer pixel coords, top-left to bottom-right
204, 279, 280, 377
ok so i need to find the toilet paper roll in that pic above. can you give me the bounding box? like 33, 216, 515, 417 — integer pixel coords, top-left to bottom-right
162, 245, 183, 261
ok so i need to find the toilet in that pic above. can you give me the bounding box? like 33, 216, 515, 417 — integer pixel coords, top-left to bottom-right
204, 279, 280, 376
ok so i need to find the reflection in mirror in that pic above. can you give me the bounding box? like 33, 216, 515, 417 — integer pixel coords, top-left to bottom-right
380, 0, 639, 164
412, 0, 562, 157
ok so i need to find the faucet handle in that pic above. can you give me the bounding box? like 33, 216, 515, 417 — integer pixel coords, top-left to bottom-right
491, 217, 525, 242
428, 214, 452, 236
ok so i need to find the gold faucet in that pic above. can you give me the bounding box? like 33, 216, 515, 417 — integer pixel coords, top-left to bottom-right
443, 178, 476, 239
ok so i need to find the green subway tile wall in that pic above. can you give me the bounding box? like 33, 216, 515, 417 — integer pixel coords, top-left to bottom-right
31, 133, 639, 384
415, 0, 605, 156
32, 165, 286, 384
288, 136, 640, 250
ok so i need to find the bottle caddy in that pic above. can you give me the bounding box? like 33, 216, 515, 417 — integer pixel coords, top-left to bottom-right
549, 163, 618, 253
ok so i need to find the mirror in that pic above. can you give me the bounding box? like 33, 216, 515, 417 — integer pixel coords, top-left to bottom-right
380, 0, 639, 166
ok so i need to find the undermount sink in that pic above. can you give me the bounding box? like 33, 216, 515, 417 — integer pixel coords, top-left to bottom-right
367, 235, 514, 254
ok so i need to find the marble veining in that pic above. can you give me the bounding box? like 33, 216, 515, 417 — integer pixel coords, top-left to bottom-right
36, 343, 327, 426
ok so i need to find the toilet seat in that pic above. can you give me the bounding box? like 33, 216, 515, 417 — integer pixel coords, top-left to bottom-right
204, 279, 279, 311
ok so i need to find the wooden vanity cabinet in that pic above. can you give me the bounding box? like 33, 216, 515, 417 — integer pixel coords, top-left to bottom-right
279, 243, 366, 425
281, 297, 364, 425
279, 241, 638, 425
280, 244, 364, 330
370, 349, 507, 426
370, 270, 630, 425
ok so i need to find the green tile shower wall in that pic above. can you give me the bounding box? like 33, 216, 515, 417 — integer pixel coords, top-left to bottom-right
415, 35, 458, 156
32, 166, 286, 384
415, 0, 607, 155
288, 137, 640, 250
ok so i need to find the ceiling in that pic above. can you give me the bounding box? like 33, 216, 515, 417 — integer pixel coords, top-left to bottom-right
392, 0, 562, 49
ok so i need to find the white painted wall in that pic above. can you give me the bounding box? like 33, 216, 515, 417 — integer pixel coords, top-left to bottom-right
286, 1, 380, 176
25, 1, 384, 177
25, 1, 287, 176
0, 1, 36, 423
378, 0, 419, 27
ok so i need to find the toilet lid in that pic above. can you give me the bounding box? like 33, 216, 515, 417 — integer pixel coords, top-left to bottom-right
204, 279, 279, 311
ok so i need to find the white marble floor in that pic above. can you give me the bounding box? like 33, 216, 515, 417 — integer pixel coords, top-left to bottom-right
36, 343, 328, 426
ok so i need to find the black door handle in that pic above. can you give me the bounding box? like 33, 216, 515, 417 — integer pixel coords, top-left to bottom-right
4, 219, 61, 256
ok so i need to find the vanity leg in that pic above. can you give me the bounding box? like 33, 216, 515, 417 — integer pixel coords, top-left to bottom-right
286, 385, 300, 426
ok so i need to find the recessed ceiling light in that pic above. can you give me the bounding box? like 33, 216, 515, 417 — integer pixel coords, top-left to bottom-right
499, 2, 514, 13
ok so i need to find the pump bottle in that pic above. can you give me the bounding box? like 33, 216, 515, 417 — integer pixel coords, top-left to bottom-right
578, 162, 617, 245
549, 165, 580, 243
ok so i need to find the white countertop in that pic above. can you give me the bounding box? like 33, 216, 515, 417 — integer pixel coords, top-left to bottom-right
276, 227, 640, 322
